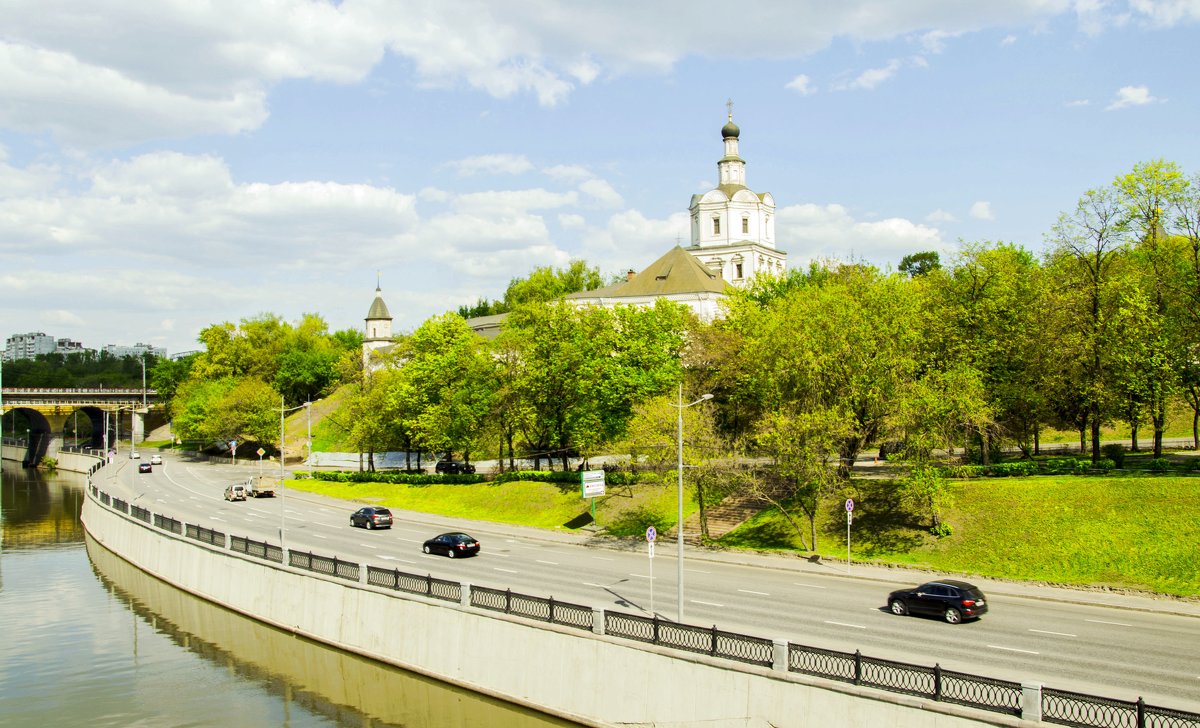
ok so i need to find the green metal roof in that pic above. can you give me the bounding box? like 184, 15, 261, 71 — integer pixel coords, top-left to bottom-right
366, 288, 391, 320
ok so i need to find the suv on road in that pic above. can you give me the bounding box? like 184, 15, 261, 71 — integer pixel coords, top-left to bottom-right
435, 460, 476, 475
223, 484, 247, 501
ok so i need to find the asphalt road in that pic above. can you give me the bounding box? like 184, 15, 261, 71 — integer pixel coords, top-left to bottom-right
100, 451, 1200, 713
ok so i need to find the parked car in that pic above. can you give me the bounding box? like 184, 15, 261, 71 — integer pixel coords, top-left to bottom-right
137, 462, 152, 473
150, 454, 163, 465
887, 579, 988, 624
422, 532, 481, 558
435, 460, 475, 474
350, 506, 393, 530
223, 484, 246, 501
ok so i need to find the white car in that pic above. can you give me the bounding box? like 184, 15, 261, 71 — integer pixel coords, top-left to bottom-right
130, 451, 140, 459
150, 454, 163, 465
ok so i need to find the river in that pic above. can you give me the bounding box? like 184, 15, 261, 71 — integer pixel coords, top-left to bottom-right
0, 462, 581, 728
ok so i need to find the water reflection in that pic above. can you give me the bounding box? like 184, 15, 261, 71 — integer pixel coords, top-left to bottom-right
86, 520, 581, 728
0, 465, 85, 550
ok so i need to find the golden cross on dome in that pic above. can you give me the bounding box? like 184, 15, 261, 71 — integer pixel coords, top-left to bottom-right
726, 98, 733, 120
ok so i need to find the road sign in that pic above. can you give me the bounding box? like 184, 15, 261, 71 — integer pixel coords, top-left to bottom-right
581, 469, 606, 498
646, 526, 657, 542
256, 448, 265, 457
845, 498, 854, 512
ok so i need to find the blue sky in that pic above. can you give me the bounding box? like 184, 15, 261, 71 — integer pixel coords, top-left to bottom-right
1, 1, 1198, 356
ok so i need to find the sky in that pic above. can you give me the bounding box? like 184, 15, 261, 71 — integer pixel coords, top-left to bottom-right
2, 1, 1199, 357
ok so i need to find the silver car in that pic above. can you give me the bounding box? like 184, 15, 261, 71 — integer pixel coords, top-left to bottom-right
223, 484, 246, 501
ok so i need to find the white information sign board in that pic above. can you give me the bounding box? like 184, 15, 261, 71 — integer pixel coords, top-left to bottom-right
581, 469, 606, 498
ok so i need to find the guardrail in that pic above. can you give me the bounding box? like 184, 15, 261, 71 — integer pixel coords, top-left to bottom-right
84, 481, 1200, 728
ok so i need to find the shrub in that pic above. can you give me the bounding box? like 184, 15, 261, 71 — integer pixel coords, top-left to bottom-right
930, 522, 953, 538
988, 461, 1038, 477
312, 470, 484, 485
604, 506, 673, 538
1092, 458, 1115, 471
1100, 444, 1126, 468
40, 456, 59, 471
491, 470, 580, 485
940, 465, 986, 479
1146, 457, 1173, 472
1044, 458, 1088, 475
877, 441, 904, 461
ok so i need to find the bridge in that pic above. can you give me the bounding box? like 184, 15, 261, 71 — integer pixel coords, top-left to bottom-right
0, 388, 163, 466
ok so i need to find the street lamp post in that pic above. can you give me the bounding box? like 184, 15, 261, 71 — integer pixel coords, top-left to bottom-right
277, 397, 311, 551
675, 382, 712, 623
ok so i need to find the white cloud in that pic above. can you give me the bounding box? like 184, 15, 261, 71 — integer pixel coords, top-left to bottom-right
1105, 85, 1163, 110
785, 74, 816, 95
970, 201, 994, 220
844, 59, 902, 90
543, 164, 594, 183
776, 203, 945, 267
926, 209, 957, 223
920, 30, 954, 54
1065, 98, 1091, 107
579, 179, 624, 208
445, 153, 534, 177
1001, 34, 1018, 46
558, 213, 586, 228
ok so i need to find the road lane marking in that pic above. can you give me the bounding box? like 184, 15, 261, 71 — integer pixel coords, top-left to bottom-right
583, 582, 607, 588
591, 556, 615, 562
1086, 619, 1132, 627
536, 559, 559, 565
794, 582, 826, 589
691, 600, 725, 607
379, 556, 416, 564
359, 543, 378, 549
629, 573, 656, 580
824, 621, 866, 629
311, 534, 328, 539
394, 537, 419, 543
738, 589, 770, 596
493, 568, 520, 574
1029, 629, 1076, 637
210, 517, 226, 522
685, 568, 710, 574
988, 645, 1039, 655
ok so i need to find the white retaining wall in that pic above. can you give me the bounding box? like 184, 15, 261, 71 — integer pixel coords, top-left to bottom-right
81, 491, 1023, 728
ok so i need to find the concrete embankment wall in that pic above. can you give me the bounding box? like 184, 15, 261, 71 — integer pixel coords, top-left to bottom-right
81, 490, 1018, 728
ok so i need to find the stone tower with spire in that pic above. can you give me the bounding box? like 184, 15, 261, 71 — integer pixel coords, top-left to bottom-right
687, 103, 786, 285
362, 276, 393, 371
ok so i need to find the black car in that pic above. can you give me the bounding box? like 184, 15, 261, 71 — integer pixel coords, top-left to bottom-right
887, 579, 988, 624
137, 462, 152, 473
422, 532, 481, 558
435, 461, 476, 474
350, 506, 393, 530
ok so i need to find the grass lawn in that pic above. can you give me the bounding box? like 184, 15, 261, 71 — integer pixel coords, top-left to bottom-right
288, 475, 696, 533
721, 474, 1200, 597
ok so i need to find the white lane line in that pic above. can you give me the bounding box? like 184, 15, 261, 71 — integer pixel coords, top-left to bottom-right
583, 582, 607, 588
691, 599, 725, 607
738, 589, 770, 596
685, 568, 710, 574
1029, 629, 1076, 638
156, 499, 167, 503
629, 573, 656, 580
210, 517, 226, 522
311, 534, 328, 539
794, 582, 826, 589
824, 621, 866, 629
359, 543, 378, 549
488, 553, 510, 558
536, 559, 559, 565
591, 556, 615, 562
189, 496, 201, 501
988, 645, 1039, 655
394, 537, 420, 543
380, 556, 417, 564
1085, 618, 1132, 627
493, 567, 520, 574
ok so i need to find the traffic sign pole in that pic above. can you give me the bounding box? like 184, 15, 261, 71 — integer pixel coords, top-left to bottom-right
845, 499, 855, 574
646, 526, 657, 617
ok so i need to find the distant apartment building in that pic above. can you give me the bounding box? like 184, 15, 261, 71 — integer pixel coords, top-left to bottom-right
4, 332, 90, 361
103, 342, 167, 359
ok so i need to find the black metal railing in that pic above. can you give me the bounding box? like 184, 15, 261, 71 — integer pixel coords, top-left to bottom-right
153, 514, 182, 534
289, 550, 359, 582
365, 565, 461, 602
111, 497, 129, 514
471, 586, 593, 632
604, 611, 773, 667
84, 483, 1200, 728
185, 524, 225, 548
229, 535, 283, 563
1044, 689, 1200, 728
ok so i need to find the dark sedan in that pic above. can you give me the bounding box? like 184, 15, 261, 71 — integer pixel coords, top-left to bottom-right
887, 579, 988, 624
137, 462, 152, 473
422, 532, 480, 558
350, 506, 393, 530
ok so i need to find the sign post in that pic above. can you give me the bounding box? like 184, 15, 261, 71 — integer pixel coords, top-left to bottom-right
257, 447, 265, 476
581, 470, 606, 526
845, 498, 854, 574
230, 440, 238, 466
646, 526, 657, 616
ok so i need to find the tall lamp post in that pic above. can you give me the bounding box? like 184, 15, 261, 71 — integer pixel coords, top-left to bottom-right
277, 397, 311, 550
675, 382, 712, 623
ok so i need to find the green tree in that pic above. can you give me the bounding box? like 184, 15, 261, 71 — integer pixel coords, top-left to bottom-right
898, 251, 941, 277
